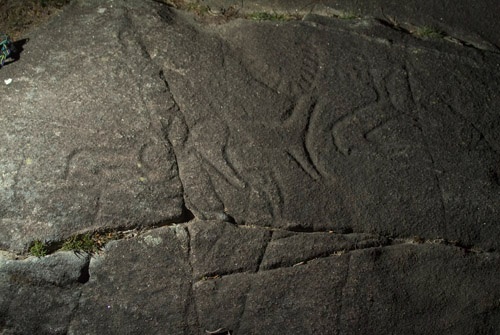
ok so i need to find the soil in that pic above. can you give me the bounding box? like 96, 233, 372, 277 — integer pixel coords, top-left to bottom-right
0, 0, 70, 40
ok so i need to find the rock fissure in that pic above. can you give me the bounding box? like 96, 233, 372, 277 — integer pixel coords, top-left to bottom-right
0, 217, 496, 261
158, 0, 500, 56
21, 218, 500, 258
374, 17, 499, 54
191, 251, 355, 282
255, 230, 272, 272
194, 234, 494, 282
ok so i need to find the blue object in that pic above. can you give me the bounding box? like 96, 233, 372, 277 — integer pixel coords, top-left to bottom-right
0, 34, 15, 67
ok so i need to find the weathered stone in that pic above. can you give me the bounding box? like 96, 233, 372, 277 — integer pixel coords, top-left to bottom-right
0, 0, 499, 333
339, 244, 500, 334
259, 229, 389, 270
132, 4, 500, 250
188, 220, 271, 279
194, 242, 500, 334
0, 0, 186, 253
184, 0, 500, 51
68, 226, 192, 335
0, 252, 88, 334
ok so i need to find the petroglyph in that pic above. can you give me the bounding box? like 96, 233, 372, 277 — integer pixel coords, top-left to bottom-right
63, 140, 175, 184
60, 138, 182, 226
188, 118, 246, 189
331, 68, 410, 156
230, 26, 323, 97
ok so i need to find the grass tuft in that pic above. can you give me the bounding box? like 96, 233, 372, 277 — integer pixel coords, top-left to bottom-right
62, 233, 100, 254
29, 240, 48, 257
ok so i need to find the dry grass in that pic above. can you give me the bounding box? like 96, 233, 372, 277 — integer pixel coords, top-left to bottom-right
0, 0, 70, 40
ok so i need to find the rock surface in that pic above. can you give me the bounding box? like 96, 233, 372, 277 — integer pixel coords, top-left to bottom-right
0, 0, 499, 334
193, 0, 500, 52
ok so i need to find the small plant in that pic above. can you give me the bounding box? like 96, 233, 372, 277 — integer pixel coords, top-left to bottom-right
414, 26, 444, 39
62, 233, 99, 253
29, 240, 48, 257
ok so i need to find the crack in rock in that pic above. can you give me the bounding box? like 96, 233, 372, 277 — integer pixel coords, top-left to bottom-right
0, 219, 496, 260
374, 17, 500, 54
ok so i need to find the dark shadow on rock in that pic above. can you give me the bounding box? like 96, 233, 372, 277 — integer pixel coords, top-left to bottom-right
1, 38, 28, 67
11, 38, 28, 61
181, 204, 196, 222
77, 261, 90, 284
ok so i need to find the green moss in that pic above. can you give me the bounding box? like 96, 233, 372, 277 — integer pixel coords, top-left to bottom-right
27, 232, 113, 256
29, 240, 48, 257
62, 233, 99, 254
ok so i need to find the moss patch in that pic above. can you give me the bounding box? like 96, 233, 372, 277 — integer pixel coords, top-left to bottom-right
61, 233, 100, 254
29, 240, 48, 257
61, 231, 118, 254
27, 230, 134, 257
